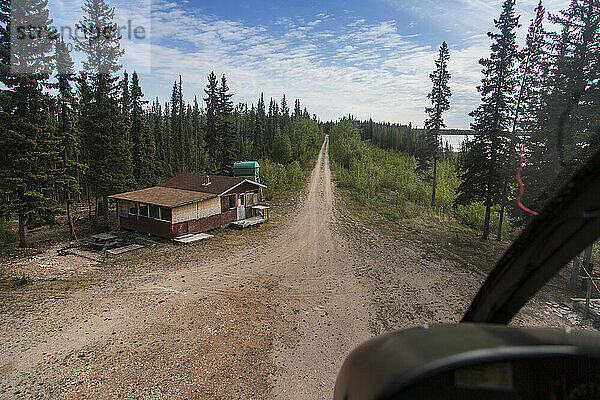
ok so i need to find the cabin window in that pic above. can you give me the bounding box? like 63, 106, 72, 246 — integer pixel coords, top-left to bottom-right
118, 202, 128, 217
240, 194, 245, 206
229, 195, 236, 209
129, 202, 138, 215
149, 205, 160, 219
159, 207, 172, 222
139, 203, 149, 217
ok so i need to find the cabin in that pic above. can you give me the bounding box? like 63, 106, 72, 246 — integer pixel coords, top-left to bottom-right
109, 174, 267, 239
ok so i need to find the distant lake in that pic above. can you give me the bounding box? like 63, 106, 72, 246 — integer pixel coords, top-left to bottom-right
440, 135, 474, 151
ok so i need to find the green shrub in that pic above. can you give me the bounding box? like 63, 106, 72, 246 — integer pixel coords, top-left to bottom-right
329, 120, 522, 239
0, 219, 18, 245
12, 273, 30, 287
286, 161, 304, 189
454, 203, 485, 230
260, 158, 314, 200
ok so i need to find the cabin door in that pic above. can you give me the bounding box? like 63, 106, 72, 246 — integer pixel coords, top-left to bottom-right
237, 195, 246, 220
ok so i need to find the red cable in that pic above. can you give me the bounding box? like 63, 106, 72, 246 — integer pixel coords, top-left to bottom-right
517, 147, 539, 216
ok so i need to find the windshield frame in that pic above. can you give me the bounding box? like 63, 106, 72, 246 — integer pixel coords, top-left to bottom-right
462, 147, 600, 324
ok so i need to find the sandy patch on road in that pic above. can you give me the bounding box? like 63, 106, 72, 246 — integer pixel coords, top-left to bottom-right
1, 245, 101, 282
11, 284, 287, 399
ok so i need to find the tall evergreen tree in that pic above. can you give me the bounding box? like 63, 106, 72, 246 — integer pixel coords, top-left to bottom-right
55, 39, 84, 240
456, 0, 520, 240
280, 94, 289, 119
423, 41, 451, 207
178, 75, 185, 172
502, 0, 549, 234
0, 0, 60, 247
0, 0, 10, 84
119, 71, 131, 141
203, 71, 219, 170
217, 74, 236, 174
253, 93, 266, 159
293, 99, 302, 119
169, 80, 181, 173
74, 0, 134, 225
149, 98, 169, 179
531, 0, 600, 201
130, 71, 155, 187
162, 100, 174, 177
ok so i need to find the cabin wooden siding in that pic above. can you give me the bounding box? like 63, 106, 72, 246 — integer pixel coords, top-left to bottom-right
116, 196, 241, 238
221, 209, 237, 226
172, 197, 220, 224
120, 214, 174, 238
189, 214, 222, 233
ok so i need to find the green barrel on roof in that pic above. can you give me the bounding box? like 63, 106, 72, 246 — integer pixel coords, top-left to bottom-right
233, 161, 260, 177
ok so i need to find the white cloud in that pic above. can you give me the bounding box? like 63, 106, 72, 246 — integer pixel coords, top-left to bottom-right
46, 0, 572, 128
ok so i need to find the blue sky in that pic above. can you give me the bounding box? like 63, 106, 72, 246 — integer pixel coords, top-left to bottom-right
48, 0, 569, 128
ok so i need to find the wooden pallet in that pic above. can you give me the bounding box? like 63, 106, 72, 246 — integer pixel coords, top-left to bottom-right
107, 244, 144, 255
173, 233, 214, 244
230, 217, 267, 229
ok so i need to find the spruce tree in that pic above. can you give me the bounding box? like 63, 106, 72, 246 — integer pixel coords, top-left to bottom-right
293, 99, 302, 119
423, 41, 451, 207
178, 75, 185, 172
0, 0, 60, 247
119, 71, 131, 141
76, 72, 94, 219
74, 0, 134, 225
169, 80, 181, 173
130, 71, 155, 187
162, 100, 174, 177
533, 0, 600, 200
0, 0, 10, 83
280, 94, 289, 120
217, 74, 236, 174
55, 39, 84, 240
503, 0, 549, 231
203, 71, 219, 170
149, 98, 169, 179
456, 0, 520, 240
253, 93, 266, 159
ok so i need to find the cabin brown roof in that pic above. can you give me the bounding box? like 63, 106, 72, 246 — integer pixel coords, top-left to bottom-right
161, 173, 259, 195
109, 186, 215, 208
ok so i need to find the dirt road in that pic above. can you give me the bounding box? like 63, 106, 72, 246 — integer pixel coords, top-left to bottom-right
3, 136, 554, 399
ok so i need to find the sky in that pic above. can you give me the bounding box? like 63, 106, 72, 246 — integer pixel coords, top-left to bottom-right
47, 0, 569, 129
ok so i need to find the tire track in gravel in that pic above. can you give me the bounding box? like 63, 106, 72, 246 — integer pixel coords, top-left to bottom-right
265, 136, 372, 399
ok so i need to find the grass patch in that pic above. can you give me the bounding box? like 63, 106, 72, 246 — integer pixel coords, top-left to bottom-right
0, 268, 83, 314
0, 271, 31, 288
337, 187, 508, 274
329, 120, 516, 274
